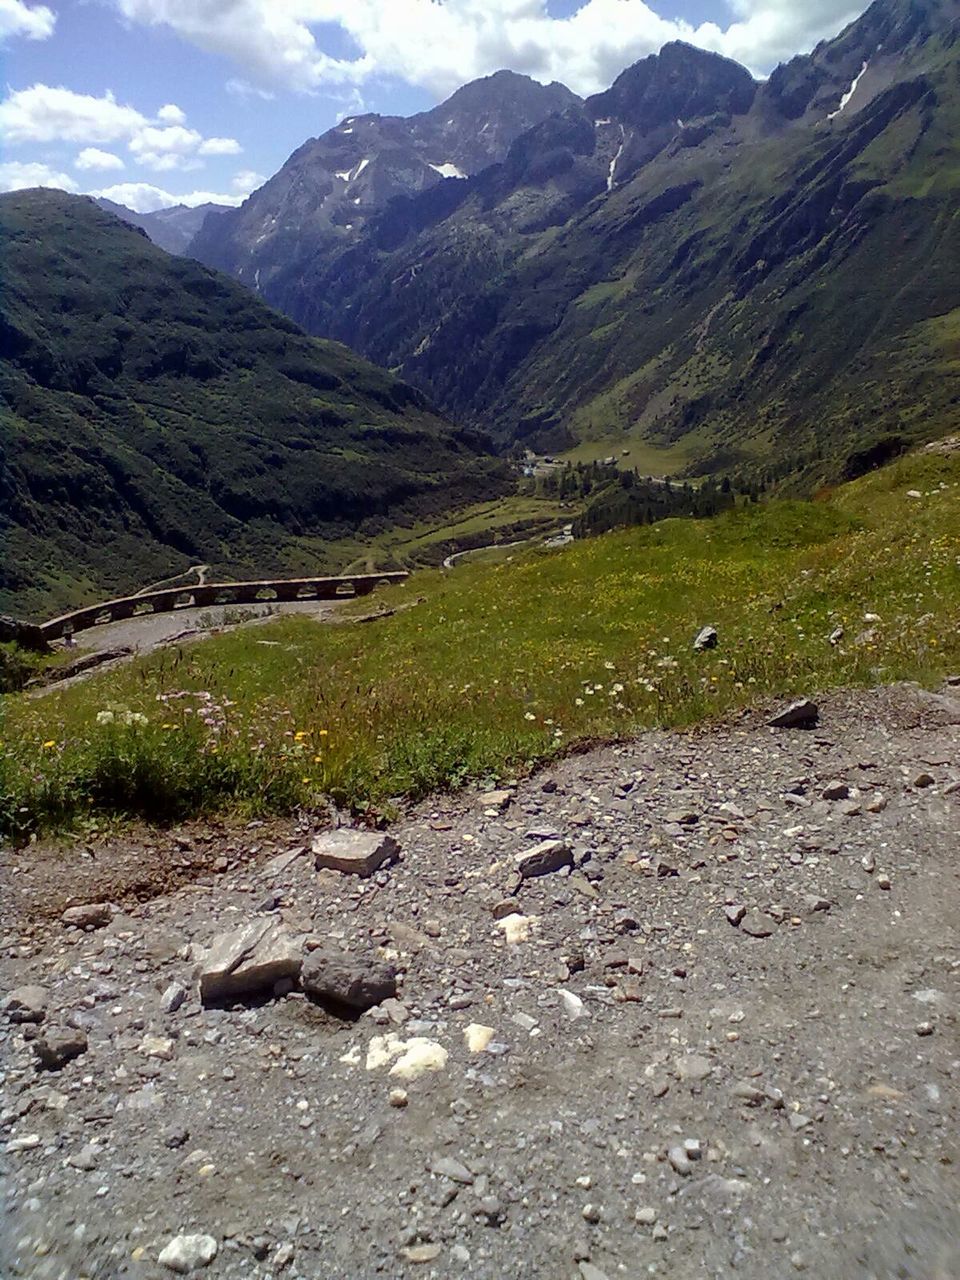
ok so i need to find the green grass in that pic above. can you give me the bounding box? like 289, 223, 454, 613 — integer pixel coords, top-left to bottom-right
1, 450, 957, 840
337, 492, 572, 573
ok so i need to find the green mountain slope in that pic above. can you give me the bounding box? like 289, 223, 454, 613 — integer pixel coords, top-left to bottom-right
0, 191, 508, 618
200, 0, 960, 485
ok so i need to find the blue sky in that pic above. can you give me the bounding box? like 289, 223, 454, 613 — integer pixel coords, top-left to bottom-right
0, 0, 868, 211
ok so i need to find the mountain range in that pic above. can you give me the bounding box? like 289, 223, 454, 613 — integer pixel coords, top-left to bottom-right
186, 0, 960, 484
95, 198, 232, 256
0, 191, 506, 617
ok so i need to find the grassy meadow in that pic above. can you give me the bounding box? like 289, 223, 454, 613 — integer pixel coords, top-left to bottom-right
1, 449, 957, 840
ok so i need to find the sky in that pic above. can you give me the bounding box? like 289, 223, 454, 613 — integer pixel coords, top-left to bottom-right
0, 0, 870, 212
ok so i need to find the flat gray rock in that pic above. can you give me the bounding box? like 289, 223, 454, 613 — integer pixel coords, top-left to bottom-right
198, 920, 303, 1002
313, 829, 400, 876
515, 839, 573, 879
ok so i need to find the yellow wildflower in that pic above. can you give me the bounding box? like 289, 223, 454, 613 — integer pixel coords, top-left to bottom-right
42, 740, 56, 750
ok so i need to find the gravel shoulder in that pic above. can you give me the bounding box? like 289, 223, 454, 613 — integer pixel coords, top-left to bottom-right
1, 683, 958, 1280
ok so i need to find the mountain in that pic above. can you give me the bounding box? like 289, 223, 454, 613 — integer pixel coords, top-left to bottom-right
188, 70, 580, 293
96, 198, 232, 255
191, 0, 960, 484
0, 190, 508, 618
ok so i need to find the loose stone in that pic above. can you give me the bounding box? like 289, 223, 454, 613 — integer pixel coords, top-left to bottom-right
515, 839, 573, 879
62, 903, 112, 930
198, 920, 303, 1002
768, 699, 819, 729
33, 1028, 88, 1072
313, 829, 400, 877
160, 982, 187, 1014
300, 950, 397, 1011
157, 1234, 218, 1273
3, 984, 48, 1024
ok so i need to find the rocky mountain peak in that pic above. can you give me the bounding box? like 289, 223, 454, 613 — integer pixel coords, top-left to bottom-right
585, 41, 757, 131
761, 0, 959, 122
188, 68, 580, 285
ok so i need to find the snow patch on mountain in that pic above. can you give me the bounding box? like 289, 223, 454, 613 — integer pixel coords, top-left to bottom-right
828, 61, 869, 119
430, 162, 467, 179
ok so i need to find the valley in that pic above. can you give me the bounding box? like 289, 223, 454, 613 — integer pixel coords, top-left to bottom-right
185, 0, 960, 484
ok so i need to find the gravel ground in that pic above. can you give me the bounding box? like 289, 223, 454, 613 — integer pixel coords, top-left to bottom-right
1, 683, 958, 1280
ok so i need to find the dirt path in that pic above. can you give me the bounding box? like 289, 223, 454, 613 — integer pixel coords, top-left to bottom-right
1, 683, 958, 1280
67, 599, 340, 657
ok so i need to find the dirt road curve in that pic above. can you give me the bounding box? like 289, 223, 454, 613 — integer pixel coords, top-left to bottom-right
1, 683, 957, 1279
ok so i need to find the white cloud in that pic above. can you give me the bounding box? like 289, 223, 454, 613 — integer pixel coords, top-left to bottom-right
0, 84, 247, 175
112, 0, 871, 96
198, 136, 242, 156
0, 159, 78, 193
128, 122, 206, 169
93, 181, 247, 213
231, 168, 266, 193
225, 78, 275, 101
75, 147, 126, 171
0, 84, 150, 144
0, 0, 54, 43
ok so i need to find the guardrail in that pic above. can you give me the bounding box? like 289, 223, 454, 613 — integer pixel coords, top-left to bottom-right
37, 573, 408, 643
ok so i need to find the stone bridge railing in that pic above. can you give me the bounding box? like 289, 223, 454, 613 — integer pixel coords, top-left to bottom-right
35, 573, 408, 644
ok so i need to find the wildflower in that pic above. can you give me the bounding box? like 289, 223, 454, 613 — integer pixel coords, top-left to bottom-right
313, 755, 323, 763
41, 740, 56, 750
96, 710, 115, 725
294, 731, 307, 741
524, 712, 536, 721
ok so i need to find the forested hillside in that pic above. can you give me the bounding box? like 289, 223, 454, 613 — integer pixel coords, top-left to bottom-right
0, 192, 507, 617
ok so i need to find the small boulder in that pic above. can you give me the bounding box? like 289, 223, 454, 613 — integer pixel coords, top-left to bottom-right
300, 950, 397, 1011
158, 1234, 218, 1274
693, 626, 718, 652
198, 920, 302, 1003
665, 809, 699, 826
740, 910, 775, 938
3, 984, 48, 1024
515, 839, 573, 879
33, 1028, 88, 1072
768, 699, 819, 729
313, 829, 400, 877
160, 981, 187, 1014
61, 902, 112, 930
479, 789, 513, 811
821, 781, 849, 801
